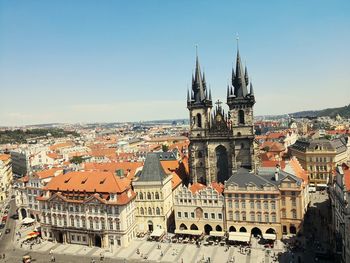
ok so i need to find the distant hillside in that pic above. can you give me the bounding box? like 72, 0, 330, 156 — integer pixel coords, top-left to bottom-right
290, 104, 350, 119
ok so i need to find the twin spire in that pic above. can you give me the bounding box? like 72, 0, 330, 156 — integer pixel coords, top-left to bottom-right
187, 43, 255, 109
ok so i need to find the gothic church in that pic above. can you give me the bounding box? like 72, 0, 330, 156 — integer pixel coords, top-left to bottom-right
187, 46, 259, 185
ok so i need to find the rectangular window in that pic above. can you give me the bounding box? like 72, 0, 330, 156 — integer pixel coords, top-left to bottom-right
228, 201, 232, 208
204, 213, 208, 219
250, 201, 254, 209
271, 201, 276, 210
109, 221, 113, 230
250, 194, 254, 199
292, 198, 296, 207
191, 212, 195, 218
71, 235, 75, 241
177, 212, 181, 218
242, 213, 246, 221
257, 213, 262, 222
211, 213, 215, 219
241, 201, 246, 209
272, 214, 276, 222
250, 214, 255, 221
82, 219, 86, 228
235, 213, 239, 221
229, 212, 233, 220
235, 201, 239, 209
184, 212, 188, 218
282, 198, 286, 206
264, 202, 268, 209
218, 213, 222, 220
77, 236, 81, 242
257, 202, 261, 209
89, 220, 93, 229
265, 214, 269, 222
256, 194, 260, 199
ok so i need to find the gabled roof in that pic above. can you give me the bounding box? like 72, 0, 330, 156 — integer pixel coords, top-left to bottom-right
137, 153, 169, 182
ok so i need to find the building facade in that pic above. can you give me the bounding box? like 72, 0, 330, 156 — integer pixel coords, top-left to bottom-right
38, 171, 136, 248
289, 137, 349, 186
173, 182, 225, 235
224, 167, 307, 239
0, 154, 13, 202
133, 153, 176, 233
329, 165, 350, 263
187, 49, 259, 185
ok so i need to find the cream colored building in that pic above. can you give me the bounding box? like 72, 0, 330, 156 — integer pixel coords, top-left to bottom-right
0, 154, 13, 202
173, 182, 224, 235
224, 167, 307, 240
38, 171, 136, 248
133, 153, 180, 233
289, 137, 349, 186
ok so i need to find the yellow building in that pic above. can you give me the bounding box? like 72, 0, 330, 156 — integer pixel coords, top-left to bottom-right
0, 154, 13, 202
289, 137, 349, 186
224, 167, 307, 240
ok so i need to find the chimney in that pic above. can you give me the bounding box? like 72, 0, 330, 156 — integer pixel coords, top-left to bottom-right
274, 171, 279, 181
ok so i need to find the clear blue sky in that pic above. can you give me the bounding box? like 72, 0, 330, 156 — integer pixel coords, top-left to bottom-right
1, 0, 349, 126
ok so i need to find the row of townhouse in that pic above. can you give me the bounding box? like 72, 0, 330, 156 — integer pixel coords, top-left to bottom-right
173, 160, 309, 241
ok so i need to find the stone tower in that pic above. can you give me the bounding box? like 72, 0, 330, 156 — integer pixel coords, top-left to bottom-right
187, 46, 258, 185
227, 48, 256, 169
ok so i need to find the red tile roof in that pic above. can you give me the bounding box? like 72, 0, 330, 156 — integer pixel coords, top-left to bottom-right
35, 168, 63, 180
261, 160, 286, 170
0, 154, 10, 162
84, 162, 143, 179
189, 183, 206, 194
44, 171, 131, 193
288, 157, 308, 183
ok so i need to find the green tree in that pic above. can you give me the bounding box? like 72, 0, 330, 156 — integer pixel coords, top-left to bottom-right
162, 144, 169, 152
70, 156, 84, 164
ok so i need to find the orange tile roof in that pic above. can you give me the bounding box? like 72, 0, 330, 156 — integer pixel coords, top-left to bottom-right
84, 162, 143, 179
261, 160, 286, 170
0, 154, 11, 162
47, 152, 62, 159
35, 168, 63, 180
211, 182, 224, 194
50, 142, 75, 151
189, 183, 206, 194
161, 160, 180, 172
89, 148, 117, 158
172, 172, 182, 190
266, 132, 285, 140
260, 141, 285, 152
44, 171, 131, 193
288, 157, 308, 183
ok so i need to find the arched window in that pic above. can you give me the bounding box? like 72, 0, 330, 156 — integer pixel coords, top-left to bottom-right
140, 207, 144, 215
139, 192, 143, 200
155, 192, 160, 200
156, 207, 160, 215
148, 207, 152, 215
196, 113, 202, 128
238, 110, 245, 124
147, 192, 151, 200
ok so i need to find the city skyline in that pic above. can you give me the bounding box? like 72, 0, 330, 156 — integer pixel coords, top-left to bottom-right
1, 0, 350, 126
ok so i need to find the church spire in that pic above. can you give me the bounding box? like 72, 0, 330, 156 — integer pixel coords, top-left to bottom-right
244, 65, 249, 85
232, 47, 248, 98
188, 45, 212, 109
249, 82, 254, 96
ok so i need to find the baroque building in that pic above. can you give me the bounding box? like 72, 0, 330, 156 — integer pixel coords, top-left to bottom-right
187, 48, 259, 184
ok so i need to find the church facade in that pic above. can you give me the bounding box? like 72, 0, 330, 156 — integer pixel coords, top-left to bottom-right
187, 47, 259, 185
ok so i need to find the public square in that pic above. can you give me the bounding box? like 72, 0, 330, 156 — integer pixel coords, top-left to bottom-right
0, 190, 333, 263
